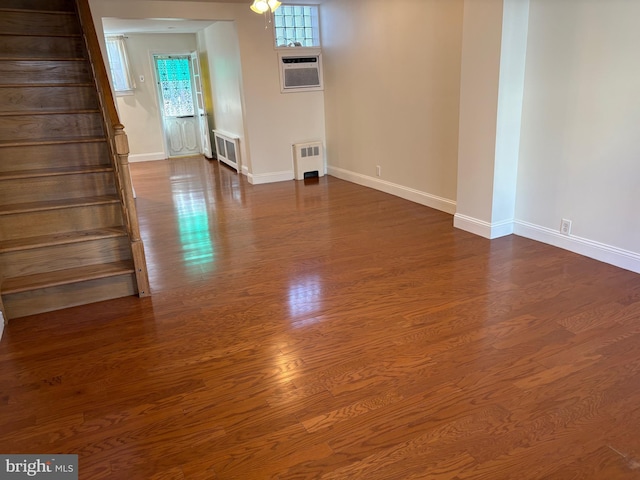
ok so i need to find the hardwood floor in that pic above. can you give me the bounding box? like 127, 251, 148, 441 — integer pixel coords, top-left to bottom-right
1, 156, 640, 479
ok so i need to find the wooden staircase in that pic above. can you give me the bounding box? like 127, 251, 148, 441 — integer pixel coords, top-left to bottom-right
0, 0, 150, 320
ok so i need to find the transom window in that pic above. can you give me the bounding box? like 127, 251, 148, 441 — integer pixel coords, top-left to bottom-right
274, 5, 320, 48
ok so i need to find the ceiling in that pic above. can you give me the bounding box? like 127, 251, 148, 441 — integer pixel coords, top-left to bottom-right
102, 17, 217, 35
102, 0, 323, 35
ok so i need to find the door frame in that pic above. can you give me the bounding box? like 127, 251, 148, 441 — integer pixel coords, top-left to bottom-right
190, 51, 213, 159
151, 51, 208, 159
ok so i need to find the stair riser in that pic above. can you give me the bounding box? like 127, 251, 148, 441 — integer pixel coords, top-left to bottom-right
0, 11, 80, 36
0, 172, 116, 205
0, 61, 92, 85
0, 0, 76, 12
1, 237, 131, 278
0, 142, 110, 172
3, 274, 137, 319
0, 36, 85, 60
0, 203, 124, 241
0, 86, 98, 113
0, 113, 104, 142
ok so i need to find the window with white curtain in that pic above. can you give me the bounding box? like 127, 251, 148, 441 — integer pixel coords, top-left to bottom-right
105, 35, 135, 94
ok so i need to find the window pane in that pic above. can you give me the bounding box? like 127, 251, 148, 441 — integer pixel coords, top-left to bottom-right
273, 5, 320, 48
155, 57, 194, 117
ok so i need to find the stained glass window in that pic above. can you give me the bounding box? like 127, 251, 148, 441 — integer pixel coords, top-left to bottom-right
274, 5, 320, 48
155, 57, 194, 118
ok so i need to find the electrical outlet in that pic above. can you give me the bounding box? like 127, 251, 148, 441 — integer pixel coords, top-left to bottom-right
560, 218, 572, 235
376, 165, 381, 177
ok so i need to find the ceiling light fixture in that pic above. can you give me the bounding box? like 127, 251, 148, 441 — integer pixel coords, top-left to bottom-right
250, 0, 281, 28
250, 0, 281, 14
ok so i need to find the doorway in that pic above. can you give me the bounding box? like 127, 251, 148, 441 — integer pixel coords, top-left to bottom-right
154, 54, 211, 158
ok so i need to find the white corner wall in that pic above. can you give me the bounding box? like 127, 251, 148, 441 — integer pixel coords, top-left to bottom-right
198, 23, 248, 171
455, 0, 529, 239
455, 0, 504, 229
515, 0, 640, 273
321, 0, 463, 214
89, 0, 325, 182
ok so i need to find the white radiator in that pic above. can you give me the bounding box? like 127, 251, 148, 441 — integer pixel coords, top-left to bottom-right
213, 130, 240, 173
293, 141, 324, 180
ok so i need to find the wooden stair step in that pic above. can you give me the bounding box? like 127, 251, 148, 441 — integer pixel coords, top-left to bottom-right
0, 165, 112, 181
0, 0, 76, 13
0, 11, 80, 37
2, 261, 135, 295
0, 109, 100, 117
0, 83, 93, 88
0, 86, 98, 114
0, 196, 120, 216
0, 142, 110, 173
0, 136, 105, 148
0, 227, 127, 253
0, 112, 105, 143
0, 56, 85, 61
0, 60, 92, 85
0, 109, 99, 117
0, 35, 85, 60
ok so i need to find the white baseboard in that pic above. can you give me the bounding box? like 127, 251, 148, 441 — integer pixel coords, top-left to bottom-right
248, 170, 295, 185
328, 166, 457, 215
515, 220, 640, 274
129, 152, 166, 163
454, 214, 514, 239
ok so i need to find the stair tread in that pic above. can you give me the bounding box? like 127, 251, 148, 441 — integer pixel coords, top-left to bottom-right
0, 196, 120, 215
0, 109, 100, 117
0, 57, 85, 61
0, 227, 127, 253
2, 261, 135, 294
0, 8, 75, 15
0, 136, 105, 147
0, 83, 94, 88
0, 33, 81, 38
0, 56, 85, 61
0, 165, 112, 180
0, 31, 78, 36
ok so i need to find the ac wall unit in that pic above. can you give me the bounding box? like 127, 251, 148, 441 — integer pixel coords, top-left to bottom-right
279, 52, 323, 93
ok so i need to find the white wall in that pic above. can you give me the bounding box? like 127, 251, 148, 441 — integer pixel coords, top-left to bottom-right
455, 0, 529, 239
321, 0, 463, 214
90, 0, 325, 182
198, 23, 248, 170
515, 0, 640, 271
114, 33, 198, 162
455, 0, 503, 225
